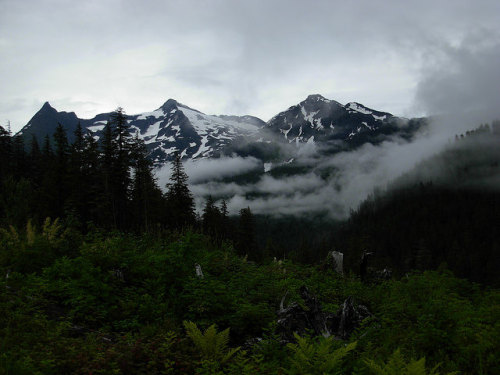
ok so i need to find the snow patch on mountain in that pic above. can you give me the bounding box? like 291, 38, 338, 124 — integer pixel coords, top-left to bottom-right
346, 102, 372, 115
136, 109, 164, 120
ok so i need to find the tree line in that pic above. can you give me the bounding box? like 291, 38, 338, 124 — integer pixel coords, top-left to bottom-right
0, 109, 257, 255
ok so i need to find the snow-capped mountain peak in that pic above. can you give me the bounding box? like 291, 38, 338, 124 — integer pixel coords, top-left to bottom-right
266, 94, 397, 144
19, 99, 266, 165
18, 94, 421, 166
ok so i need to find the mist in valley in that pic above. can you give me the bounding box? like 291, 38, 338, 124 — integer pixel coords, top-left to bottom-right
155, 34, 500, 219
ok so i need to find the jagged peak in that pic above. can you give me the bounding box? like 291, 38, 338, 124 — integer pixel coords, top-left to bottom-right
158, 98, 178, 112
40, 101, 56, 112
158, 98, 205, 115
301, 94, 343, 108
305, 94, 328, 102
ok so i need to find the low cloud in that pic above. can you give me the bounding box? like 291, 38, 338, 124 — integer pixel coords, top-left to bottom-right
156, 155, 261, 187
155, 31, 500, 219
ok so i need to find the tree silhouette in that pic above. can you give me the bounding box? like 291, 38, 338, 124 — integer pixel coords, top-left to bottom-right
202, 195, 222, 240
165, 153, 195, 229
236, 206, 257, 258
130, 136, 164, 232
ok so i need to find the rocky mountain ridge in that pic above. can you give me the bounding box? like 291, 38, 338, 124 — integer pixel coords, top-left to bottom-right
18, 95, 422, 165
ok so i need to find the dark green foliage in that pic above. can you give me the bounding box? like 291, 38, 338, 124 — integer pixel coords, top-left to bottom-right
331, 128, 500, 285
285, 335, 356, 375
99, 108, 134, 230
200, 197, 233, 247
364, 349, 455, 375
0, 108, 185, 233
0, 225, 498, 374
1, 119, 499, 373
334, 184, 500, 285
236, 207, 257, 259
165, 153, 196, 229
130, 136, 165, 232
0, 125, 12, 181
202, 195, 228, 243
52, 123, 70, 218
0, 177, 34, 228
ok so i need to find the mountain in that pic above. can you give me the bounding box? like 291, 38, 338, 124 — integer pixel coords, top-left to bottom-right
18, 95, 424, 165
264, 94, 422, 150
18, 102, 83, 143
18, 99, 265, 165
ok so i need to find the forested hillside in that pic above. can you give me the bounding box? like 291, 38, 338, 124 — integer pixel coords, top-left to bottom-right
333, 125, 500, 285
1, 115, 499, 374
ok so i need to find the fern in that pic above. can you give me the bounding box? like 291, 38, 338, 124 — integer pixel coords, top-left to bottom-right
364, 349, 458, 375
183, 321, 240, 364
0, 225, 20, 246
285, 333, 357, 375
26, 219, 36, 245
42, 218, 65, 244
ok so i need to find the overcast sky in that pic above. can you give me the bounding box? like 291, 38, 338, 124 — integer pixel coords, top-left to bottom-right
1, 0, 500, 133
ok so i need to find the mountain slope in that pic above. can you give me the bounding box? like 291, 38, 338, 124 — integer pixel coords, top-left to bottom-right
264, 94, 419, 149
18, 100, 265, 165
18, 95, 424, 165
18, 102, 84, 143
333, 130, 500, 285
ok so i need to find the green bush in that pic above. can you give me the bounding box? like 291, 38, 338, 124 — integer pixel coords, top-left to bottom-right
285, 334, 357, 375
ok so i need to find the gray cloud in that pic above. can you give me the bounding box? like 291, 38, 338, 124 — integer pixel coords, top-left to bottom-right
4, 1, 500, 219
181, 30, 500, 219
156, 156, 261, 187
184, 156, 261, 184
3, 1, 500, 131
415, 31, 500, 134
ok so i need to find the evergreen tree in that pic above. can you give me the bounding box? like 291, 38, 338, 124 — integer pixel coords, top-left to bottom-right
11, 135, 27, 180
100, 121, 119, 228
236, 206, 257, 258
66, 122, 87, 224
0, 125, 12, 223
42, 135, 52, 159
110, 108, 132, 229
36, 134, 57, 221
0, 125, 12, 183
110, 107, 130, 154
130, 136, 164, 232
202, 195, 221, 240
82, 130, 104, 227
52, 123, 70, 218
28, 135, 43, 190
415, 238, 432, 270
220, 199, 230, 241
165, 153, 196, 230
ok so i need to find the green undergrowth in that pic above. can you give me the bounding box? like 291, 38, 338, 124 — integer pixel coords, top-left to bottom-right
0, 224, 498, 374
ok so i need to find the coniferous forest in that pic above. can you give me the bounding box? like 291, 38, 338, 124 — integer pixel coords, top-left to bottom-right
0, 110, 499, 374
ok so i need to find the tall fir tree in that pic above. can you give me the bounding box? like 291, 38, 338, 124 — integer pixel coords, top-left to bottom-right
100, 122, 118, 228
0, 125, 12, 184
11, 135, 27, 180
219, 199, 230, 242
0, 125, 12, 223
130, 136, 164, 232
67, 122, 87, 224
110, 108, 132, 229
28, 135, 43, 195
202, 195, 221, 240
82, 130, 104, 227
52, 123, 70, 218
37, 134, 57, 221
236, 206, 257, 258
165, 153, 196, 230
